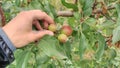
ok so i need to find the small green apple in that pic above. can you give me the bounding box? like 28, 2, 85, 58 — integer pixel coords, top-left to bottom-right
48, 24, 57, 32
58, 34, 68, 43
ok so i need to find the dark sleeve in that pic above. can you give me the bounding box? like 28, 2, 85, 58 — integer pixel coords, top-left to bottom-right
0, 28, 16, 68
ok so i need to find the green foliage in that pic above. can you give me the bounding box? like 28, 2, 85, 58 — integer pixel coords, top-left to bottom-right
61, 0, 78, 11
116, 4, 120, 26
79, 32, 88, 59
95, 33, 106, 60
1, 0, 120, 68
79, 0, 94, 17
112, 26, 120, 44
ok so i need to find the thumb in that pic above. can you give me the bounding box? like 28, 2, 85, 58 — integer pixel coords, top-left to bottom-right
32, 30, 54, 40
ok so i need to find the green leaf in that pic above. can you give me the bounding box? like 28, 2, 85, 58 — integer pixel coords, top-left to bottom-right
68, 17, 76, 28
109, 49, 116, 60
47, 63, 56, 68
99, 20, 114, 29
82, 23, 91, 32
79, 33, 88, 59
38, 35, 67, 60
74, 12, 81, 20
15, 0, 20, 6
44, 0, 57, 18
61, 0, 78, 11
23, 0, 28, 5
79, 0, 85, 6
36, 52, 50, 65
112, 26, 120, 44
83, 7, 92, 17
80, 0, 94, 17
82, 0, 94, 10
116, 4, 120, 26
49, 4, 57, 18
29, 0, 44, 10
102, 28, 113, 37
16, 50, 32, 68
63, 41, 72, 59
95, 33, 106, 60
85, 18, 97, 26
84, 18, 97, 32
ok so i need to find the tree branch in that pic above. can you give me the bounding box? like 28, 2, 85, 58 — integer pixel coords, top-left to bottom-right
0, 5, 6, 26
57, 11, 74, 17
74, 0, 78, 4
93, 6, 115, 14
57, 6, 115, 17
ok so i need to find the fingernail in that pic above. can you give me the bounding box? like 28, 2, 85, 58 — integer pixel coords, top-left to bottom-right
49, 32, 54, 36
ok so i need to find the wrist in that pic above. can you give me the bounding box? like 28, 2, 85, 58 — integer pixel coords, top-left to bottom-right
0, 28, 15, 67
0, 28, 16, 51
2, 26, 20, 48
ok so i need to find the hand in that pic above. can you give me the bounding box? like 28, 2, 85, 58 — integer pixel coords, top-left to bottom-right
2, 10, 54, 48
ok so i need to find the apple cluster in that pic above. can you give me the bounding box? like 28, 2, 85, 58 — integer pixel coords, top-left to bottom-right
48, 24, 72, 43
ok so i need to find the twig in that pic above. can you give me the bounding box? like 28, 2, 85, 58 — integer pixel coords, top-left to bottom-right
57, 11, 73, 17
93, 6, 115, 14
0, 5, 6, 26
0, 0, 2, 3
92, 0, 98, 10
57, 5, 115, 17
107, 6, 115, 10
74, 0, 78, 4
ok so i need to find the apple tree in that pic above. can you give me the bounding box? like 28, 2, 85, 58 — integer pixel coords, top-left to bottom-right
0, 0, 120, 68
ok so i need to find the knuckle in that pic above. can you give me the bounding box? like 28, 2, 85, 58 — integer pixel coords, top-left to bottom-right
42, 12, 47, 15
18, 11, 31, 19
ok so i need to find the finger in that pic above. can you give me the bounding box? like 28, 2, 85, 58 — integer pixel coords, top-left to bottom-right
43, 20, 48, 29
28, 10, 54, 24
31, 30, 54, 41
33, 20, 43, 30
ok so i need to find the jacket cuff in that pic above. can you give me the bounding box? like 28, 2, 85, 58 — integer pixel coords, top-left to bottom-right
0, 28, 16, 52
